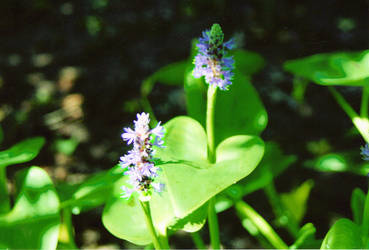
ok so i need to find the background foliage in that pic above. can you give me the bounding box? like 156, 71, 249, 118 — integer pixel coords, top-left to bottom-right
0, 0, 368, 248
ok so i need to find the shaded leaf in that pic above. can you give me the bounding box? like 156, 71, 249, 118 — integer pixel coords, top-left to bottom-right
231, 49, 265, 76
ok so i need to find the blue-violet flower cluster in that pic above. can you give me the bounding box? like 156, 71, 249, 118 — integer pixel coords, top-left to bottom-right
361, 143, 369, 161
120, 112, 165, 201
193, 23, 235, 90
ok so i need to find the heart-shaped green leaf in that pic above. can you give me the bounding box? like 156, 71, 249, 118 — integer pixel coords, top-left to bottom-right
284, 50, 369, 86
184, 69, 268, 147
155, 116, 208, 164
103, 116, 264, 245
321, 218, 363, 249
0, 166, 60, 249
0, 137, 45, 168
351, 188, 365, 225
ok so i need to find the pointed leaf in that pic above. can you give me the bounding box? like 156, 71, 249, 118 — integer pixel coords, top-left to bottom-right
284, 50, 369, 86
0, 166, 60, 249
281, 179, 314, 223
321, 218, 363, 249
0, 137, 45, 168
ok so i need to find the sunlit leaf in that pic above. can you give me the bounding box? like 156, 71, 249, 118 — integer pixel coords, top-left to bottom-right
0, 167, 60, 249
284, 50, 369, 86
281, 179, 314, 223
0, 137, 45, 168
321, 218, 363, 249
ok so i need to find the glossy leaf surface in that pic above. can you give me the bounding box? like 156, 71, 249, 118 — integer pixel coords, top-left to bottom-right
321, 218, 363, 249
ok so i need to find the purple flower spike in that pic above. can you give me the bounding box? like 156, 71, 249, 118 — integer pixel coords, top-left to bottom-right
193, 24, 235, 90
119, 112, 165, 200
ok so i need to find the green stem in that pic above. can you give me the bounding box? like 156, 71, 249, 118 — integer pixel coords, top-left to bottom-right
208, 198, 221, 249
362, 187, 369, 246
235, 200, 288, 249
0, 166, 10, 213
206, 84, 221, 249
206, 84, 217, 163
264, 182, 299, 238
328, 86, 369, 143
191, 231, 206, 249
140, 201, 162, 250
63, 208, 77, 249
361, 83, 369, 119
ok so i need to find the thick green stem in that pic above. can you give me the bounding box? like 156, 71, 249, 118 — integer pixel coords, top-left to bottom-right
264, 182, 299, 237
362, 187, 369, 246
206, 84, 217, 163
328, 86, 369, 143
63, 208, 77, 249
0, 166, 10, 213
140, 201, 162, 250
361, 83, 369, 119
235, 200, 288, 249
208, 198, 221, 249
191, 231, 206, 249
206, 84, 221, 249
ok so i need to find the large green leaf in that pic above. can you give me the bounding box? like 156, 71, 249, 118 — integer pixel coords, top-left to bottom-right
0, 166, 60, 249
351, 188, 365, 225
103, 116, 264, 245
284, 50, 369, 86
0, 137, 45, 168
152, 61, 188, 86
184, 70, 268, 147
321, 218, 363, 249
